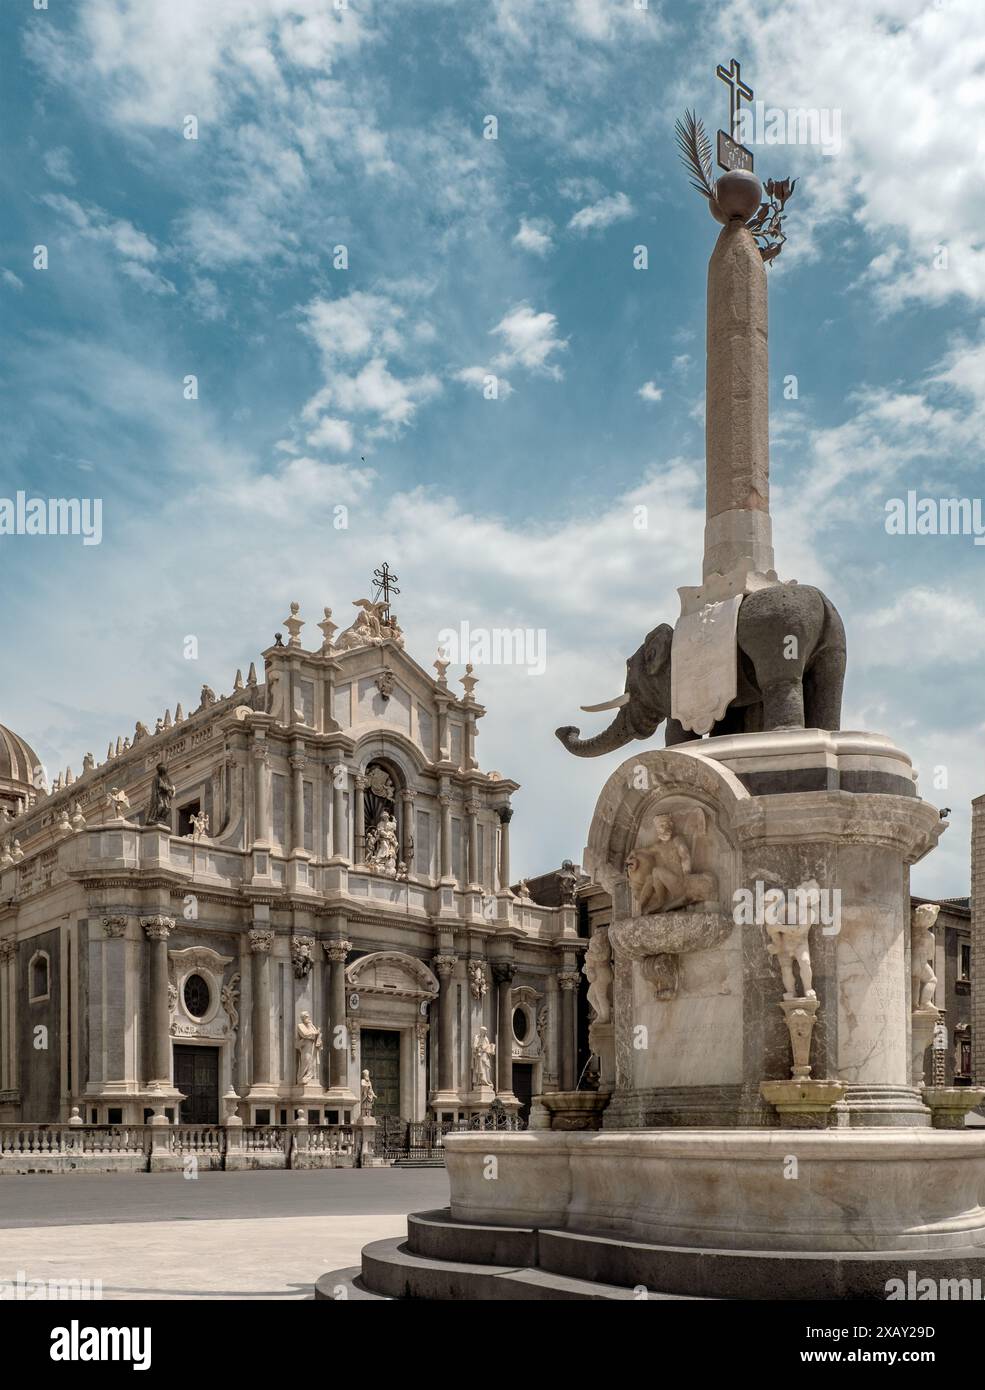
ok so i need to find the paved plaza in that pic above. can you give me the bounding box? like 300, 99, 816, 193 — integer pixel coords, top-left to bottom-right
0, 1170, 449, 1300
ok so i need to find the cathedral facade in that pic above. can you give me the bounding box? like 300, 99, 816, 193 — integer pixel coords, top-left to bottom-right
0, 594, 586, 1131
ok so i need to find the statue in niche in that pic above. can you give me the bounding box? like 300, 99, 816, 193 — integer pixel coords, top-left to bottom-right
766, 878, 820, 1000
911, 902, 940, 1010
366, 811, 399, 876
625, 811, 716, 914
471, 1027, 495, 1089
360, 1068, 377, 1116
295, 1011, 323, 1084
583, 928, 613, 1023
147, 763, 175, 826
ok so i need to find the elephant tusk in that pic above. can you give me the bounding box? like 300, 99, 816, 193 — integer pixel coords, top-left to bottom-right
580, 692, 631, 713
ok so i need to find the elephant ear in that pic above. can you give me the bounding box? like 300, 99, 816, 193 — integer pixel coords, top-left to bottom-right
641, 623, 674, 677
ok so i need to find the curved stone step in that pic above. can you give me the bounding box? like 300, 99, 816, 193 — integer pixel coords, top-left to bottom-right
314, 1266, 390, 1301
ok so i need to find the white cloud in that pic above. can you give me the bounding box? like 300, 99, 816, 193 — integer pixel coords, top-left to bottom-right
43, 147, 76, 184
40, 193, 175, 295
305, 416, 354, 453
513, 217, 553, 256
568, 191, 633, 234
454, 366, 514, 399
490, 303, 568, 380
1, 269, 24, 291
638, 381, 663, 402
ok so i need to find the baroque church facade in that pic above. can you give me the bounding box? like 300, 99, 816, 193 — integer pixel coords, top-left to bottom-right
0, 592, 587, 1131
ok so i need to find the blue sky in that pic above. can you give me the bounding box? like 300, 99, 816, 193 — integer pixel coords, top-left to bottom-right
1, 0, 984, 893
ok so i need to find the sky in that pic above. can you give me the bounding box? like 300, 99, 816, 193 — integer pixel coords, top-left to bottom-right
1, 0, 984, 895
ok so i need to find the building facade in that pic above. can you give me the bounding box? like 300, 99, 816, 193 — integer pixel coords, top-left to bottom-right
0, 594, 586, 1130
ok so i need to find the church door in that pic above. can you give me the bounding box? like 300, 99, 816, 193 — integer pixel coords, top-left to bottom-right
173, 1045, 219, 1124
511, 1062, 533, 1125
359, 1029, 401, 1119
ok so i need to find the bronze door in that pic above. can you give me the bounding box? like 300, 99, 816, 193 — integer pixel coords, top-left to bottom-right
359, 1029, 401, 1119
174, 1045, 219, 1124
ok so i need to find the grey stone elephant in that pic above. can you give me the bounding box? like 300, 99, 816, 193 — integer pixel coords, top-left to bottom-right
556, 583, 846, 756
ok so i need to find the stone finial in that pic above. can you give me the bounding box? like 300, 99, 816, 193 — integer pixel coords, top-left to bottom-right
115, 737, 123, 756
247, 663, 258, 687
106, 742, 115, 761
65, 767, 74, 786
460, 662, 478, 701
434, 651, 450, 687
283, 601, 304, 648
163, 709, 173, 729
234, 669, 244, 691
318, 607, 338, 653
174, 703, 185, 723
134, 722, 149, 743
82, 752, 94, 773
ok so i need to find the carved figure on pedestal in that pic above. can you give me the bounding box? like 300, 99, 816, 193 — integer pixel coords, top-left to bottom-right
295, 1011, 322, 1084
626, 812, 716, 914
147, 763, 175, 827
583, 928, 613, 1023
911, 902, 940, 1009
766, 879, 820, 1000
360, 1068, 377, 1116
471, 1027, 495, 1090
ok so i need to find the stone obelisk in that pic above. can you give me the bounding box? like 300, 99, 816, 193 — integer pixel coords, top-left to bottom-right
703, 191, 775, 585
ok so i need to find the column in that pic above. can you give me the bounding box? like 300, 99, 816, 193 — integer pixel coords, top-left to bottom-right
466, 801, 480, 887
141, 916, 175, 1089
558, 970, 580, 1091
439, 793, 453, 881
331, 765, 348, 861
289, 752, 306, 853
464, 713, 476, 770
492, 961, 516, 1096
252, 741, 270, 844
497, 805, 513, 890
353, 774, 366, 863
400, 789, 416, 873
437, 704, 450, 761
249, 927, 274, 1089
0, 940, 16, 1093
433, 955, 458, 1097
323, 938, 352, 1092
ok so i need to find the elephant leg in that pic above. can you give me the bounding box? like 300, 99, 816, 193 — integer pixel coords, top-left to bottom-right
665, 718, 700, 746
761, 677, 805, 730
804, 644, 845, 731
738, 586, 824, 733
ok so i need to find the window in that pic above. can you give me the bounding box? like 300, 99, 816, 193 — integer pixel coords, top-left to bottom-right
512, 1007, 529, 1043
183, 974, 210, 1018
177, 800, 201, 838
960, 942, 971, 982
28, 950, 50, 1003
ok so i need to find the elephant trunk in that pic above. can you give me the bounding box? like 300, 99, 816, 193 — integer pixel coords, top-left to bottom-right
555, 707, 635, 758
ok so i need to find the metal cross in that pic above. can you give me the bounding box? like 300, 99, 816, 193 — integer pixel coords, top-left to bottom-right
716, 58, 753, 140
372, 562, 400, 614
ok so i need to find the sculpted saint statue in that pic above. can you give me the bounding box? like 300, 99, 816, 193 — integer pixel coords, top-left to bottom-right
295, 1011, 323, 1085
367, 811, 399, 876
471, 1026, 495, 1090
360, 1068, 377, 1116
147, 763, 176, 826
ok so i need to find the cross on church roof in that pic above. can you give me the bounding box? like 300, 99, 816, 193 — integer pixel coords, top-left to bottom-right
372, 562, 400, 615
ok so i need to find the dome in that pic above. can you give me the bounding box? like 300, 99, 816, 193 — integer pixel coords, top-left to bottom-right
0, 722, 42, 810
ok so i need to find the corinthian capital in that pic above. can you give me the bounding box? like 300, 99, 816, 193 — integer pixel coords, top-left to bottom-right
557, 970, 581, 992
248, 926, 274, 953
102, 916, 127, 938
323, 938, 352, 964
433, 954, 458, 979
491, 961, 516, 986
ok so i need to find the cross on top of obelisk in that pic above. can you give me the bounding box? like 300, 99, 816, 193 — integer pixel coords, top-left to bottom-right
716, 57, 753, 139
372, 562, 400, 616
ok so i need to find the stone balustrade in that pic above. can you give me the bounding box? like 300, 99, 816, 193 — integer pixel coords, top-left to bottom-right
0, 1123, 355, 1173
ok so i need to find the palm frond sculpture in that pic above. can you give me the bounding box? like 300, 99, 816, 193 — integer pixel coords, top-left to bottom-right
674, 109, 717, 203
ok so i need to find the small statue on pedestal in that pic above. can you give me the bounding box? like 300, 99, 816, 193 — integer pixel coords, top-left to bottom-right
147, 763, 175, 827
295, 1011, 322, 1085
360, 1068, 377, 1116
766, 879, 819, 1000
471, 1026, 495, 1090
583, 928, 613, 1023
911, 902, 940, 1009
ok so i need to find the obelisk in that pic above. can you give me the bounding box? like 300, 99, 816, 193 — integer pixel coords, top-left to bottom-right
703, 178, 775, 585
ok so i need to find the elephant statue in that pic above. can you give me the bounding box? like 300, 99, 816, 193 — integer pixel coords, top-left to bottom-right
556, 583, 846, 756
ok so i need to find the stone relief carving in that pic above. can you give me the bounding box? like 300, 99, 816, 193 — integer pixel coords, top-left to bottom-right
291, 936, 315, 979
335, 598, 405, 652
911, 902, 940, 1010
220, 973, 240, 1032
766, 879, 820, 1000
625, 811, 716, 914
365, 810, 399, 877
471, 1026, 495, 1089
295, 1011, 323, 1084
468, 962, 487, 1000
583, 928, 613, 1023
